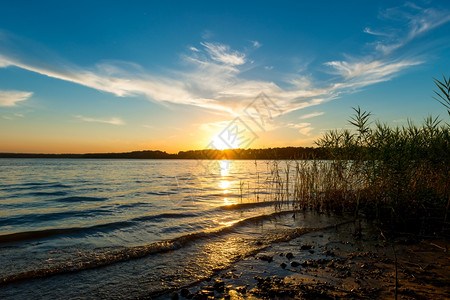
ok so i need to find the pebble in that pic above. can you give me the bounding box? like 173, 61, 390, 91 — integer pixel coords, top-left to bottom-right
286, 252, 294, 259
290, 261, 301, 267
213, 279, 225, 292
235, 286, 247, 294
258, 254, 273, 262
300, 244, 313, 250
180, 288, 190, 298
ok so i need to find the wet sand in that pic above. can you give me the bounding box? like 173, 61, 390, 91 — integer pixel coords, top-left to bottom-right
163, 219, 450, 299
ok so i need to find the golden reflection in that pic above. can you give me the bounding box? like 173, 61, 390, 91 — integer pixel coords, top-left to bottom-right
218, 219, 241, 227
220, 160, 230, 177
223, 197, 237, 206
219, 180, 230, 190
218, 160, 232, 199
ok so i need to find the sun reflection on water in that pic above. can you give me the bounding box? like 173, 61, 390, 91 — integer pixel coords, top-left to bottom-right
218, 160, 237, 205
219, 160, 230, 177
219, 180, 230, 191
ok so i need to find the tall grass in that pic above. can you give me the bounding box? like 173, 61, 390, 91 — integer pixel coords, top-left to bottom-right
266, 77, 450, 234
315, 109, 449, 233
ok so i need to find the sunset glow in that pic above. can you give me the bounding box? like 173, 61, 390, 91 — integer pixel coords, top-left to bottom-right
0, 1, 449, 153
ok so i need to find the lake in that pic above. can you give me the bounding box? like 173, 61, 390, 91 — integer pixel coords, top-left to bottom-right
0, 159, 342, 299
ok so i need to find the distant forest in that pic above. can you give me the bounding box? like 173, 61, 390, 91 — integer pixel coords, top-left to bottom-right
0, 147, 326, 160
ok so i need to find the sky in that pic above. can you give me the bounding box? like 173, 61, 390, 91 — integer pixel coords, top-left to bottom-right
0, 0, 450, 153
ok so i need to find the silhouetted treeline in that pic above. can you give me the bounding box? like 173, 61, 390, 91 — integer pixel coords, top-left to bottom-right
177, 147, 326, 159
0, 147, 327, 160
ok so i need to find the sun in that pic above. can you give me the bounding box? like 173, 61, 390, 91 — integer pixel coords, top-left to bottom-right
211, 135, 240, 150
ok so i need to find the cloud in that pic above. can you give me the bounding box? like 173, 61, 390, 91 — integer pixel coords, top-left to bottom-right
201, 30, 214, 39
363, 27, 392, 37
0, 1, 447, 119
251, 40, 261, 48
325, 59, 422, 86
74, 115, 125, 125
369, 3, 450, 55
299, 127, 313, 136
286, 122, 314, 136
200, 42, 246, 66
0, 54, 12, 67
299, 112, 324, 119
0, 90, 33, 106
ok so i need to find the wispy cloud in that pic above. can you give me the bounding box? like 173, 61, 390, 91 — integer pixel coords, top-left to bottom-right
366, 3, 450, 55
0, 1, 448, 119
0, 54, 12, 67
0, 90, 33, 106
200, 42, 246, 66
299, 112, 324, 119
286, 122, 314, 136
325, 59, 422, 87
251, 40, 261, 48
75, 115, 125, 125
201, 30, 214, 39
363, 27, 392, 37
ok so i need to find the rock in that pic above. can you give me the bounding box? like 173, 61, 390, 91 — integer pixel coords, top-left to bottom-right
326, 260, 335, 268
236, 286, 247, 294
280, 262, 287, 269
200, 289, 214, 297
258, 254, 273, 262
309, 249, 315, 254
213, 279, 225, 292
203, 286, 214, 292
180, 288, 190, 298
286, 252, 294, 259
300, 244, 313, 250
290, 261, 301, 267
254, 276, 264, 284
317, 258, 330, 264
192, 293, 207, 300
170, 291, 179, 300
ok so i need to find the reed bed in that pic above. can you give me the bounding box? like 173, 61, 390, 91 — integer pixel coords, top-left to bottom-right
235, 78, 449, 234
267, 79, 450, 234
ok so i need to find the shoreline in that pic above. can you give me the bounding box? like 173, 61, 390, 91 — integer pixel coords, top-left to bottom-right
160, 221, 450, 300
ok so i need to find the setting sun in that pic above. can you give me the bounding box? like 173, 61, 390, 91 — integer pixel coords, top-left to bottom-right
211, 135, 240, 150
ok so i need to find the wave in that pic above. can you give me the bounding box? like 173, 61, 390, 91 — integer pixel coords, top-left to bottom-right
0, 211, 351, 286
0, 208, 110, 227
0, 212, 199, 244
0, 201, 276, 243
218, 201, 276, 210
25, 191, 68, 197
52, 196, 108, 203
0, 182, 72, 191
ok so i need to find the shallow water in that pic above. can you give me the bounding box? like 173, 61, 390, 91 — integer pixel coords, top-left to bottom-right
0, 159, 342, 299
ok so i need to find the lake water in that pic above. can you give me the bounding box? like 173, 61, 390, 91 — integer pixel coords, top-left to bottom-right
0, 159, 342, 299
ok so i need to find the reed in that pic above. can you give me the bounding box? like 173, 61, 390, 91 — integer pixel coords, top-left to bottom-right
266, 77, 450, 234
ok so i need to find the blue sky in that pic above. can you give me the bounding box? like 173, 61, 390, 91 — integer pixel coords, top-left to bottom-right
1, 0, 449, 153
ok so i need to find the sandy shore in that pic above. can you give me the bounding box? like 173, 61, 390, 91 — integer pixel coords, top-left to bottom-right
163, 219, 450, 299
